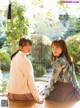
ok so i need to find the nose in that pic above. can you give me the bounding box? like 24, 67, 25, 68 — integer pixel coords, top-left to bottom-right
28, 46, 32, 50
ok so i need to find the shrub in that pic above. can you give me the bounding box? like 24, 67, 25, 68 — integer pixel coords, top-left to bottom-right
0, 48, 10, 71
66, 34, 80, 75
33, 64, 46, 77
31, 34, 51, 68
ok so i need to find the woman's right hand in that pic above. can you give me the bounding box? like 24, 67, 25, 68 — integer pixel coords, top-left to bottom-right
37, 98, 44, 104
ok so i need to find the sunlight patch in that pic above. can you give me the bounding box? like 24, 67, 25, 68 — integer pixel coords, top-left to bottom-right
72, 101, 80, 108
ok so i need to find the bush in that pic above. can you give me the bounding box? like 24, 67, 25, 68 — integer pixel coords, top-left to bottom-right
66, 34, 80, 75
33, 64, 46, 77
31, 34, 51, 68
0, 48, 10, 71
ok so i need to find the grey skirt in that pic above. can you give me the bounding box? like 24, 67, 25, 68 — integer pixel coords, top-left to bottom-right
46, 81, 80, 102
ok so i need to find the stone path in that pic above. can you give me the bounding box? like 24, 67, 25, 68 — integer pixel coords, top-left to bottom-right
35, 68, 53, 82
35, 72, 51, 82
35, 71, 52, 90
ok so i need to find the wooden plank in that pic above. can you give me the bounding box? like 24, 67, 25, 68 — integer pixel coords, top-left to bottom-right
8, 99, 80, 108
0, 96, 80, 108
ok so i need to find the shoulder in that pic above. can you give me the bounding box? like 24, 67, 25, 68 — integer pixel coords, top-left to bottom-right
55, 56, 67, 63
17, 53, 32, 66
54, 56, 68, 67
25, 58, 32, 65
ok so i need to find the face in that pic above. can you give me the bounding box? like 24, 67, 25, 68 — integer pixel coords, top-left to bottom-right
52, 44, 62, 57
20, 44, 32, 55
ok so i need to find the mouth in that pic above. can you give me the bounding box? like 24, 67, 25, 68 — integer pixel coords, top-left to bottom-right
53, 52, 56, 54
28, 50, 31, 52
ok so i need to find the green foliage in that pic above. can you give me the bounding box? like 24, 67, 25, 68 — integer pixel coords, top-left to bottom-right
31, 34, 51, 68
77, 61, 80, 65
0, 35, 6, 48
0, 80, 7, 94
8, 1, 29, 37
59, 13, 69, 21
76, 75, 80, 83
0, 19, 6, 35
0, 48, 10, 63
0, 48, 10, 71
0, 19, 6, 48
5, 1, 29, 53
66, 34, 80, 75
73, 18, 80, 33
32, 0, 43, 6
33, 64, 46, 77
64, 17, 80, 38
31, 9, 65, 40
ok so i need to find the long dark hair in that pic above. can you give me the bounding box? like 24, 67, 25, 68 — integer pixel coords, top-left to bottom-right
51, 39, 72, 65
11, 38, 32, 60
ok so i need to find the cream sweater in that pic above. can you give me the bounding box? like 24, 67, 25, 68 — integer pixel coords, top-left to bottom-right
7, 51, 40, 101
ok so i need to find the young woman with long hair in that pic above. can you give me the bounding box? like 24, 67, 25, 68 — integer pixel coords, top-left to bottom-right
45, 39, 80, 102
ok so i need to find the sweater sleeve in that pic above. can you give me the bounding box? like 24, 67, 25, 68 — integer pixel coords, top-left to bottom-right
28, 61, 40, 100
22, 58, 40, 101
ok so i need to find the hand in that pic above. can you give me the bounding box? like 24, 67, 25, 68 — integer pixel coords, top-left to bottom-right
37, 98, 44, 104
41, 95, 45, 99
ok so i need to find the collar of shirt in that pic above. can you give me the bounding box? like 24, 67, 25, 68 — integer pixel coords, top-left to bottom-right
18, 50, 26, 58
